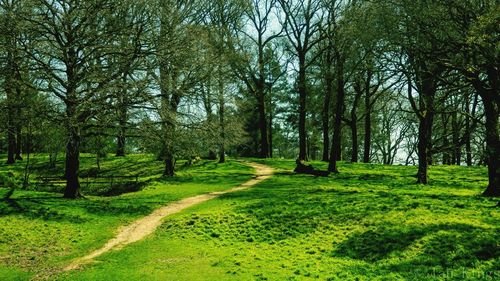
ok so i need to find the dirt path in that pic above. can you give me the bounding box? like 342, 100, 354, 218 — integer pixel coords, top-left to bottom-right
64, 162, 273, 271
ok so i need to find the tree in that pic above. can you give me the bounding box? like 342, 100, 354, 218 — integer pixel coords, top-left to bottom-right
24, 0, 150, 198
235, 0, 284, 158
278, 0, 323, 162
443, 0, 499, 196
0, 0, 27, 164
206, 0, 246, 163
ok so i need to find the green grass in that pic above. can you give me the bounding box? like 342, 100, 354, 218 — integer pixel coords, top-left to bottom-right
1, 157, 499, 280
56, 159, 499, 281
0, 154, 254, 279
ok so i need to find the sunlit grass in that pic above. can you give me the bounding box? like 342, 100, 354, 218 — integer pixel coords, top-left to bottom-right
59, 159, 498, 281
0, 155, 254, 279
1, 156, 498, 280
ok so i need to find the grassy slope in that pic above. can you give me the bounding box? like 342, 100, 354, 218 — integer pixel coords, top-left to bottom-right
58, 159, 499, 281
0, 155, 254, 280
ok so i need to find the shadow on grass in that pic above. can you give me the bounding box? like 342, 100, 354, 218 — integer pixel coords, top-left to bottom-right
332, 223, 499, 264
0, 192, 155, 223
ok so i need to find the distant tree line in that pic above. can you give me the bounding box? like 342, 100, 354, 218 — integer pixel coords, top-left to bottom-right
0, 0, 498, 198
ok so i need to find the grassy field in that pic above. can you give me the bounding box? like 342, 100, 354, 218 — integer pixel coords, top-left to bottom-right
1, 156, 499, 280
0, 154, 254, 280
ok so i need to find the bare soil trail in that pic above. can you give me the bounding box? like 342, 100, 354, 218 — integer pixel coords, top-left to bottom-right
64, 162, 273, 271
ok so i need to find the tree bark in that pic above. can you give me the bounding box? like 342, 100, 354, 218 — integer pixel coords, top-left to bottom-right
416, 79, 436, 184
219, 97, 226, 163
115, 74, 128, 157
63, 103, 82, 199
268, 97, 273, 158
322, 72, 333, 162
363, 91, 371, 163
350, 83, 362, 163
482, 95, 500, 196
6, 125, 16, 164
466, 69, 499, 196
451, 108, 461, 165
465, 93, 473, 166
257, 94, 269, 158
442, 113, 450, 165
4, 29, 17, 165
297, 53, 307, 161
328, 54, 345, 173
164, 148, 175, 177
351, 121, 358, 163
15, 125, 22, 160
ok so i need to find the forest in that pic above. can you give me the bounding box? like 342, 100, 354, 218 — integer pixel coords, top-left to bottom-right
0, 0, 499, 280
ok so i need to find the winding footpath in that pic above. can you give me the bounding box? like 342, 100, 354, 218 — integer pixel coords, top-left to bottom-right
64, 162, 273, 271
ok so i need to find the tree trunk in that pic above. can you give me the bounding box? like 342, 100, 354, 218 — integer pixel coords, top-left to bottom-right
482, 96, 500, 196
363, 92, 371, 163
257, 94, 269, 158
6, 122, 16, 164
451, 109, 461, 165
322, 73, 332, 162
328, 54, 345, 173
351, 121, 358, 163
64, 109, 82, 199
5, 38, 16, 165
116, 75, 127, 157
218, 92, 225, 164
350, 84, 362, 163
465, 94, 472, 166
164, 149, 175, 177
416, 87, 435, 184
297, 53, 307, 161
116, 132, 126, 157
416, 116, 432, 184
442, 114, 450, 165
466, 69, 499, 196
268, 98, 273, 158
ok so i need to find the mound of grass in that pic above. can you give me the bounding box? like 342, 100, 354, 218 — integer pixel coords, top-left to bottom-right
59, 159, 499, 281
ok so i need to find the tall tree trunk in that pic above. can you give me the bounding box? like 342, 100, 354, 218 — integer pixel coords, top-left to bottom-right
6, 110, 16, 164
451, 108, 461, 165
14, 77, 23, 161
363, 91, 371, 163
350, 84, 362, 163
219, 98, 226, 163
218, 75, 226, 163
5, 37, 16, 165
15, 125, 22, 160
64, 103, 81, 199
322, 73, 332, 162
464, 92, 473, 166
116, 74, 127, 157
256, 41, 270, 158
466, 69, 499, 196
416, 82, 435, 184
328, 54, 345, 173
164, 147, 175, 177
442, 113, 450, 165
416, 115, 432, 183
351, 121, 358, 163
268, 97, 273, 158
482, 96, 500, 196
297, 53, 307, 161
257, 94, 269, 158
116, 130, 126, 157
